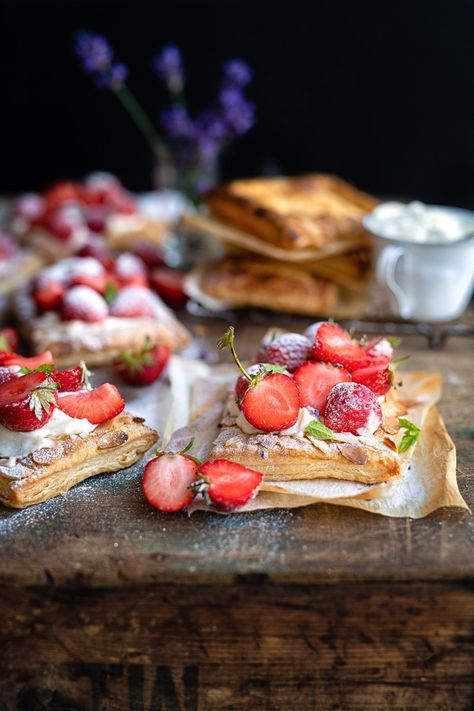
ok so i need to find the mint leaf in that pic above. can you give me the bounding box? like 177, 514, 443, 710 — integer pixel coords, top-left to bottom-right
262, 364, 286, 375
305, 419, 335, 440
104, 281, 118, 305
398, 418, 420, 453
387, 336, 402, 347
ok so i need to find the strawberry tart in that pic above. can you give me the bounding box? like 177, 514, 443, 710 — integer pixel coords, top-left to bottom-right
14, 254, 191, 367
10, 173, 165, 261
0, 352, 157, 507
209, 323, 418, 484
0, 232, 45, 296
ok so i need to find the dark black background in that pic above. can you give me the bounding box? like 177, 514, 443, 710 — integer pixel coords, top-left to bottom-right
1, 0, 474, 205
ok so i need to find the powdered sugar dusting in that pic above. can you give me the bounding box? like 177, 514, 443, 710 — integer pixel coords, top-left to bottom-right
323, 382, 382, 435
114, 253, 146, 280
61, 285, 108, 322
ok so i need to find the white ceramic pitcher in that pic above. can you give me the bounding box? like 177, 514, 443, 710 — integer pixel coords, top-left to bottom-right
364, 206, 474, 322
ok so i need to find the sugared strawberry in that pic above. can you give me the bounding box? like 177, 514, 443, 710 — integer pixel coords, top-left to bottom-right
69, 257, 110, 294
61, 286, 108, 323
219, 326, 300, 432
109, 286, 158, 319
196, 459, 263, 512
2, 351, 54, 368
57, 383, 124, 424
34, 281, 66, 311
322, 382, 382, 436
53, 366, 84, 392
293, 361, 351, 412
312, 323, 368, 372
150, 268, 187, 307
0, 370, 58, 432
47, 212, 77, 241
0, 328, 18, 352
83, 172, 122, 205
107, 190, 136, 214
351, 364, 393, 396
77, 237, 115, 270
260, 333, 311, 372
85, 205, 108, 233
242, 373, 300, 432
364, 337, 394, 366
14, 193, 45, 222
0, 368, 16, 386
113, 253, 148, 286
143, 450, 198, 512
114, 340, 170, 386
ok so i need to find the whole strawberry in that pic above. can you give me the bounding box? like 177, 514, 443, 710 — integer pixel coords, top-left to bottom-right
259, 332, 311, 372
322, 382, 382, 436
219, 326, 300, 432
0, 367, 59, 432
114, 338, 170, 386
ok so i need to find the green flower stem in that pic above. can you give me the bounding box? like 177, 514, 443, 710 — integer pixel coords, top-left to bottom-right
114, 85, 161, 155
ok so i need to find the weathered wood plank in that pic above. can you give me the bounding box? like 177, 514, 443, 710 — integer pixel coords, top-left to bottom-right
0, 582, 473, 710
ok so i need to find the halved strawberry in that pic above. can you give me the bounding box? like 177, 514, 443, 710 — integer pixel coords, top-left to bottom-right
142, 452, 198, 512
57, 383, 125, 424
2, 351, 54, 368
43, 181, 81, 209
0, 370, 58, 432
364, 337, 394, 366
114, 340, 170, 387
312, 323, 368, 372
293, 361, 351, 412
0, 328, 18, 352
197, 459, 263, 512
0, 368, 16, 386
53, 366, 84, 392
351, 364, 393, 396
242, 373, 300, 432
150, 268, 187, 307
34, 281, 66, 311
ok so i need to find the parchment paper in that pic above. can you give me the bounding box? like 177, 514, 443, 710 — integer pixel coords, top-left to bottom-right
166, 358, 468, 518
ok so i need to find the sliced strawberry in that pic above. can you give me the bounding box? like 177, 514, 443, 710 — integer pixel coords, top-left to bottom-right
242, 372, 300, 432
53, 367, 83, 392
0, 371, 48, 405
0, 368, 16, 386
0, 327, 18, 352
259, 333, 311, 372
2, 351, 54, 368
109, 286, 158, 319
0, 371, 58, 432
142, 453, 198, 512
322, 382, 382, 436
61, 286, 108, 322
197, 459, 263, 511
34, 281, 66, 311
351, 364, 393, 396
114, 342, 170, 387
364, 337, 394, 366
312, 323, 368, 372
150, 268, 187, 307
113, 253, 148, 287
293, 361, 351, 412
57, 383, 124, 424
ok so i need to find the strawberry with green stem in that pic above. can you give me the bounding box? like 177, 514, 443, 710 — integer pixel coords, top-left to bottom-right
0, 365, 59, 432
114, 337, 170, 386
219, 326, 300, 432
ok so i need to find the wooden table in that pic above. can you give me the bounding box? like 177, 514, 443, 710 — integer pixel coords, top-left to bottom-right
0, 314, 473, 710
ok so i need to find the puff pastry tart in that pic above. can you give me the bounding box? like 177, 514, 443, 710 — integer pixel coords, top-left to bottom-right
205, 174, 377, 251
10, 172, 165, 260
0, 354, 158, 507
212, 323, 419, 485
15, 255, 191, 367
0, 233, 45, 296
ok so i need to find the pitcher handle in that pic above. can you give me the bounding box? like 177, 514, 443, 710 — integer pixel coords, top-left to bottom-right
376, 245, 413, 319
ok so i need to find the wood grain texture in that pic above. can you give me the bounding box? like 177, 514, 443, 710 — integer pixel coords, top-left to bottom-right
0, 581, 473, 710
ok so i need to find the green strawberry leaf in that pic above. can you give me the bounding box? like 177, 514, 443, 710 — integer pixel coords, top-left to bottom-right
104, 282, 119, 304
18, 364, 55, 376
305, 419, 335, 440
398, 418, 421, 453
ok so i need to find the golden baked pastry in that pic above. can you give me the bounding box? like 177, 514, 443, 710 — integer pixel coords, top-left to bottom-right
198, 258, 338, 316
0, 412, 157, 508
205, 174, 377, 250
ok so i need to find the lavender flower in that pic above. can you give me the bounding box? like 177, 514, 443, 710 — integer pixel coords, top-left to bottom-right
160, 105, 194, 140
153, 44, 185, 94
74, 32, 128, 89
222, 59, 253, 88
